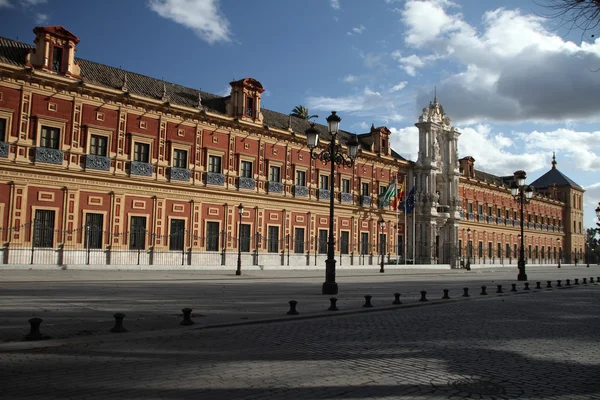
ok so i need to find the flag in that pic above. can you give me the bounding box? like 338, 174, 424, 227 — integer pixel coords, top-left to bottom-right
378, 181, 396, 208
404, 186, 416, 214
391, 181, 405, 210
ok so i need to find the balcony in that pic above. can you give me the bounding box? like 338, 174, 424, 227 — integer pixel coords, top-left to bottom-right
506, 218, 512, 225
0, 141, 8, 158
85, 154, 110, 171
206, 172, 225, 186
497, 217, 504, 224
360, 195, 371, 207
238, 177, 256, 190
487, 216, 495, 224
35, 147, 63, 165
169, 167, 190, 182
294, 185, 308, 197
478, 215, 485, 222
318, 189, 330, 200
468, 212, 474, 221
341, 192, 353, 203
380, 199, 390, 208
129, 161, 153, 177
268, 181, 283, 193
459, 210, 464, 219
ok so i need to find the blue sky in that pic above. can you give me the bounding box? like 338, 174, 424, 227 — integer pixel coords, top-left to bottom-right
1, 0, 599, 229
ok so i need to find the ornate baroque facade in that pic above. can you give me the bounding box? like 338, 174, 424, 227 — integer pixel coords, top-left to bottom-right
0, 26, 585, 268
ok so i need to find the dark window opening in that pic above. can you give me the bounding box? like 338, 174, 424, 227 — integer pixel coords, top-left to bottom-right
52, 46, 63, 72
268, 226, 279, 253
206, 222, 220, 251
269, 166, 281, 182
41, 126, 60, 149
129, 216, 147, 250
318, 229, 328, 254
90, 135, 108, 156
241, 161, 253, 178
134, 142, 150, 163
33, 209, 55, 248
169, 219, 185, 251
340, 231, 349, 254
294, 227, 304, 254
173, 149, 187, 168
85, 213, 103, 249
208, 155, 222, 173
239, 223, 251, 252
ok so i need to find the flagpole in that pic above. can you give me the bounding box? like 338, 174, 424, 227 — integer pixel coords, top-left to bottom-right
404, 174, 407, 265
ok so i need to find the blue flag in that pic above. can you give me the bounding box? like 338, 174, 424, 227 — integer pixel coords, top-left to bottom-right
404, 187, 416, 214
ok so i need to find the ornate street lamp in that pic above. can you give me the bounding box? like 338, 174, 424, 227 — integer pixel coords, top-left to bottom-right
305, 111, 359, 295
511, 170, 534, 281
236, 203, 244, 276
466, 228, 472, 270
379, 217, 385, 273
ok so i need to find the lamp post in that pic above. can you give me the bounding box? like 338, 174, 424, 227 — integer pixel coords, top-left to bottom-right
379, 217, 385, 273
466, 228, 472, 270
511, 170, 534, 281
236, 203, 243, 276
557, 237, 561, 268
305, 111, 359, 295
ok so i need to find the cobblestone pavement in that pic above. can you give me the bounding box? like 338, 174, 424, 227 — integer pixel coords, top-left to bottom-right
1, 265, 599, 343
0, 283, 599, 399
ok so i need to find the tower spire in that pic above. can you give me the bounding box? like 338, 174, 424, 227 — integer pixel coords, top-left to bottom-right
433, 86, 437, 104
552, 152, 557, 169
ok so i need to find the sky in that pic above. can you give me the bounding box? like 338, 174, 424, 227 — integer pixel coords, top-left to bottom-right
0, 0, 599, 229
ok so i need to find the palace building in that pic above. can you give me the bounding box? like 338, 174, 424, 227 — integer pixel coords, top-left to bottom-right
0, 26, 585, 269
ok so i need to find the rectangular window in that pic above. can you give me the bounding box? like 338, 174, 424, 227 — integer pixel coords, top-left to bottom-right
398, 234, 404, 256
0, 118, 6, 142
246, 97, 253, 117
239, 224, 251, 252
342, 179, 350, 193
129, 216, 147, 250
468, 203, 473, 213
269, 165, 281, 182
208, 155, 222, 173
497, 243, 502, 258
514, 244, 518, 257
380, 185, 387, 196
528, 245, 532, 258
458, 239, 462, 257
33, 209, 55, 248
169, 219, 185, 251
497, 209, 501, 217
488, 242, 493, 258
294, 227, 305, 254
506, 243, 511, 258
488, 206, 492, 216
84, 213, 103, 249
468, 240, 473, 257
173, 149, 188, 168
478, 242, 483, 257
340, 231, 349, 254
206, 221, 220, 251
361, 232, 369, 255
40, 126, 60, 149
361, 182, 369, 197
134, 142, 150, 163
320, 175, 329, 190
90, 134, 108, 157
506, 210, 509, 219
52, 46, 63, 72
268, 226, 279, 253
478, 204, 483, 215
318, 229, 328, 254
295, 170, 306, 186
379, 233, 387, 255
241, 160, 253, 178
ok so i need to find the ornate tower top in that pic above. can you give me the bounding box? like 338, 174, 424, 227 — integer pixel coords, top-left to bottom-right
552, 152, 557, 169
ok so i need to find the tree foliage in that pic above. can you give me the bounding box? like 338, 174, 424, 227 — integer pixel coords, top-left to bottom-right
537, 0, 600, 39
290, 105, 318, 121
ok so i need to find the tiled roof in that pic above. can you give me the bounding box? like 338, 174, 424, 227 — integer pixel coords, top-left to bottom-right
0, 36, 405, 161
473, 169, 512, 187
530, 168, 583, 190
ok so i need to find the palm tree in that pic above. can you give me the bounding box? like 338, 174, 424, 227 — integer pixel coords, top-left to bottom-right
291, 105, 318, 120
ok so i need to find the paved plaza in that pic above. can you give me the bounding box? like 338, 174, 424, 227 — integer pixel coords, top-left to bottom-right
0, 267, 599, 399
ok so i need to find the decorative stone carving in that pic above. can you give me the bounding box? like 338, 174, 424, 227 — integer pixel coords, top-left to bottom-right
318, 189, 330, 200
341, 192, 353, 203
268, 181, 283, 193
85, 154, 110, 171
35, 147, 63, 165
0, 142, 8, 158
130, 161, 152, 176
169, 167, 191, 181
238, 177, 256, 190
360, 195, 371, 207
294, 185, 308, 197
206, 172, 225, 186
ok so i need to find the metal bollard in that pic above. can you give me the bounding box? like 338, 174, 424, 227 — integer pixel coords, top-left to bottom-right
524, 282, 530, 290
536, 281, 542, 289
363, 295, 373, 308
419, 291, 428, 302
597, 277, 600, 283
511, 284, 517, 292
566, 279, 571, 286
180, 308, 195, 326
287, 300, 299, 315
393, 293, 402, 305
480, 286, 488, 295
442, 289, 450, 299
546, 281, 553, 288
110, 313, 127, 333
496, 285, 503, 294
328, 297, 339, 311
462, 287, 470, 297
590, 277, 595, 283
556, 280, 562, 287
575, 278, 579, 285
25, 317, 44, 341
583, 278, 588, 284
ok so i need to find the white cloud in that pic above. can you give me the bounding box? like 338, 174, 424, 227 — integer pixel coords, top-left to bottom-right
342, 74, 358, 83
347, 24, 366, 35
391, 51, 438, 76
389, 81, 408, 92
35, 12, 48, 24
0, 0, 12, 7
330, 0, 340, 9
360, 52, 384, 68
389, 126, 419, 160
221, 85, 231, 97
19, 0, 47, 5
148, 0, 232, 45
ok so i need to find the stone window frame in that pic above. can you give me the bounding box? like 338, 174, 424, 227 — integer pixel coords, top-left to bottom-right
206, 149, 226, 173
127, 213, 150, 249
168, 141, 192, 169
339, 229, 351, 254
360, 180, 370, 197
0, 108, 14, 142
238, 155, 256, 178
319, 173, 330, 190
268, 161, 282, 183
82, 210, 108, 247
167, 216, 189, 250
35, 116, 66, 149
30, 205, 60, 245
86, 126, 113, 157
340, 175, 352, 194
294, 166, 307, 187
129, 134, 154, 164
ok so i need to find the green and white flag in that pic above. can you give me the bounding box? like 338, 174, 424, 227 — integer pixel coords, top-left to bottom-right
378, 181, 396, 208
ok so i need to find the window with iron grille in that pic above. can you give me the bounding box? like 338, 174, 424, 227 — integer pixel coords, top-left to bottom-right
208, 155, 222, 173
340, 231, 349, 254
318, 229, 328, 254
506, 243, 511, 258
320, 175, 329, 190
241, 161, 253, 178
497, 243, 501, 258
129, 216, 146, 250
90, 135, 108, 156
173, 149, 187, 168
169, 219, 185, 251
295, 170, 306, 186
0, 118, 6, 142
478, 242, 483, 257
84, 213, 103, 249
134, 142, 150, 163
488, 242, 492, 258
268, 226, 279, 253
361, 182, 369, 197
33, 209, 55, 248
269, 165, 281, 182
294, 227, 304, 254
528, 245, 532, 258
40, 126, 60, 149
206, 221, 220, 251
239, 224, 251, 252
361, 232, 369, 255
342, 179, 350, 193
